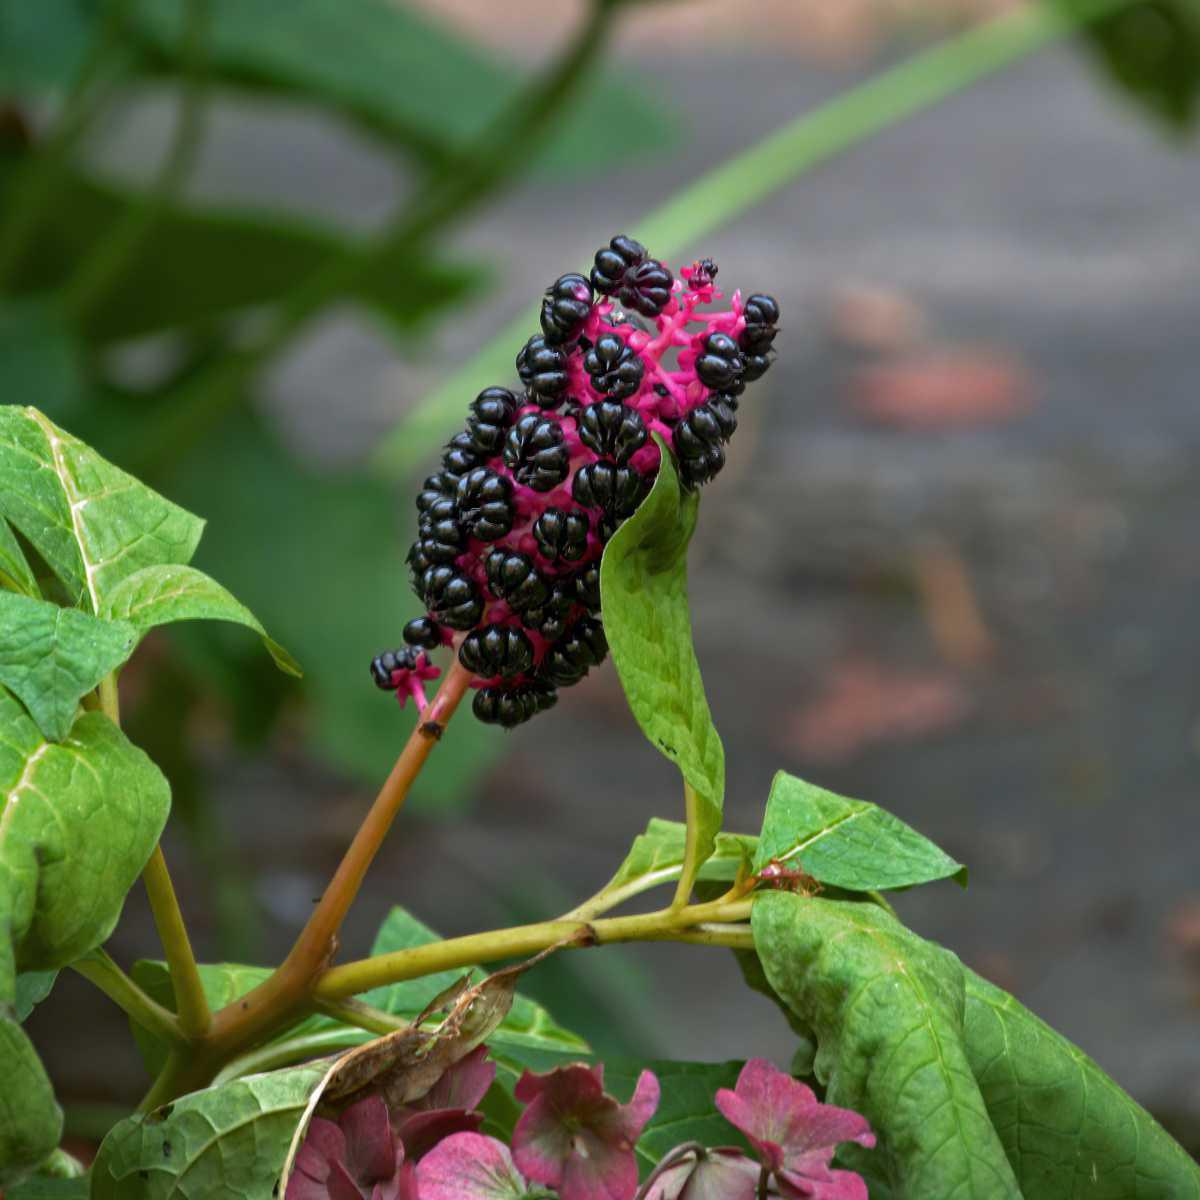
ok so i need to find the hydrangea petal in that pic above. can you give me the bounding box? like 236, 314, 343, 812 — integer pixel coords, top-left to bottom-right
418, 1132, 529, 1200
777, 1166, 870, 1200
341, 1095, 400, 1183
416, 1045, 497, 1113
395, 1107, 485, 1160
642, 1147, 761, 1200
328, 1159, 367, 1200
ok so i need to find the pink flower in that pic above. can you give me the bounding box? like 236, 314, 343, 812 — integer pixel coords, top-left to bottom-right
714, 1060, 874, 1200
287, 1095, 418, 1200
638, 1144, 762, 1200
417, 1132, 531, 1200
512, 1063, 660, 1200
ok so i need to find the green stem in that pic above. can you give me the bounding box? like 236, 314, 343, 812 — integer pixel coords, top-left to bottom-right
123, 0, 621, 475
142, 846, 212, 1040
314, 898, 753, 1002
369, 0, 1132, 480
212, 1029, 368, 1086
72, 948, 183, 1046
312, 996, 411, 1037
672, 782, 703, 909
0, 0, 139, 288
64, 0, 210, 320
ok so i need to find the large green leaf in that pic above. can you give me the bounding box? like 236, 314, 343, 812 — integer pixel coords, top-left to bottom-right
125, 0, 673, 174
13, 970, 57, 1023
0, 517, 37, 598
90, 1063, 326, 1200
754, 770, 967, 891
0, 592, 136, 740
6, 1175, 89, 1200
1, 167, 486, 342
600, 441, 724, 872
168, 406, 501, 800
0, 1015, 62, 1188
0, 688, 170, 985
0, 407, 203, 613
964, 968, 1200, 1198
752, 891, 1021, 1197
102, 563, 300, 677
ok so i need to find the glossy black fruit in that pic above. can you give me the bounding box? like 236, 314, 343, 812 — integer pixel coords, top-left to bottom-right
540, 272, 594, 344
516, 335, 569, 408
532, 507, 590, 563
456, 468, 515, 542
458, 624, 535, 679
584, 334, 644, 401
485, 549, 550, 613
503, 413, 570, 492
577, 400, 647, 464
370, 647, 420, 690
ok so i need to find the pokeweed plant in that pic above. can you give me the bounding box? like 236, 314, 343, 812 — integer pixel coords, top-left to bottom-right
1, 236, 1199, 1200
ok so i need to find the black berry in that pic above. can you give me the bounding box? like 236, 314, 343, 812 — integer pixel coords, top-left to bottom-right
473, 684, 541, 729
694, 331, 745, 394
403, 617, 442, 650
459, 624, 535, 679
584, 334, 644, 401
574, 562, 601, 611
543, 617, 608, 686
421, 566, 484, 630
533, 507, 590, 563
485, 549, 550, 613
516, 335, 569, 408
416, 471, 457, 514
466, 387, 518, 455
370, 647, 419, 690
442, 431, 482, 477
540, 272, 594, 345
739, 294, 780, 355
503, 413, 570, 492
572, 461, 648, 519
577, 400, 647, 464
591, 235, 674, 317
521, 581, 577, 641
673, 405, 727, 489
456, 467, 515, 542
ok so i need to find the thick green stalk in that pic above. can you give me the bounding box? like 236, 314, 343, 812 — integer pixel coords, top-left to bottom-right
369, 0, 1131, 480
72, 948, 183, 1046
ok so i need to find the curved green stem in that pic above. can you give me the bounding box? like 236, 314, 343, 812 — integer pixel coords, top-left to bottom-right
312, 996, 411, 1037
672, 782, 703, 910
370, 0, 1133, 480
65, 0, 211, 320
72, 948, 183, 1046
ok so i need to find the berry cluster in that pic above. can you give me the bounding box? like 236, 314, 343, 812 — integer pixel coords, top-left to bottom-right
377, 236, 779, 728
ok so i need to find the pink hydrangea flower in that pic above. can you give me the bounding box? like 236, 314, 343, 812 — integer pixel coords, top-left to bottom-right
417, 1132, 535, 1200
637, 1144, 762, 1200
392, 1045, 497, 1160
287, 1095, 418, 1200
714, 1060, 874, 1200
511, 1062, 660, 1200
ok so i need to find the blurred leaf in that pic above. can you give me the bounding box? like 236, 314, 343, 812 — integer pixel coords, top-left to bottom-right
6, 1171, 89, 1199
753, 891, 1021, 1197
0, 592, 136, 740
0, 0, 92, 92
0, 299, 86, 424
1058, 0, 1200, 130
0, 406, 203, 612
601, 440, 724, 872
103, 562, 301, 677
964, 968, 1200, 1199
1, 165, 487, 342
126, 0, 673, 174
0, 516, 38, 597
14, 970, 57, 1022
754, 770, 967, 891
0, 1015, 61, 1188
91, 1063, 327, 1200
167, 406, 502, 803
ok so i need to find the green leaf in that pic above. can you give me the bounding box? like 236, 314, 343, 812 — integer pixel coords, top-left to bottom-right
0, 688, 170, 987
752, 891, 1021, 1197
0, 592, 136, 740
963, 967, 1200, 1198
125, 0, 673, 175
2, 167, 486, 342
90, 1064, 326, 1200
102, 563, 300, 677
600, 441, 724, 871
0, 1015, 62, 1188
0, 0, 93, 92
753, 770, 967, 891
0, 517, 38, 598
0, 300, 86, 425
364, 905, 589, 1054
603, 817, 754, 897
13, 970, 57, 1023
0, 407, 203, 613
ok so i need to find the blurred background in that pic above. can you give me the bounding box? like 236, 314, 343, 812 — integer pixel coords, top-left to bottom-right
5, 0, 1200, 1153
